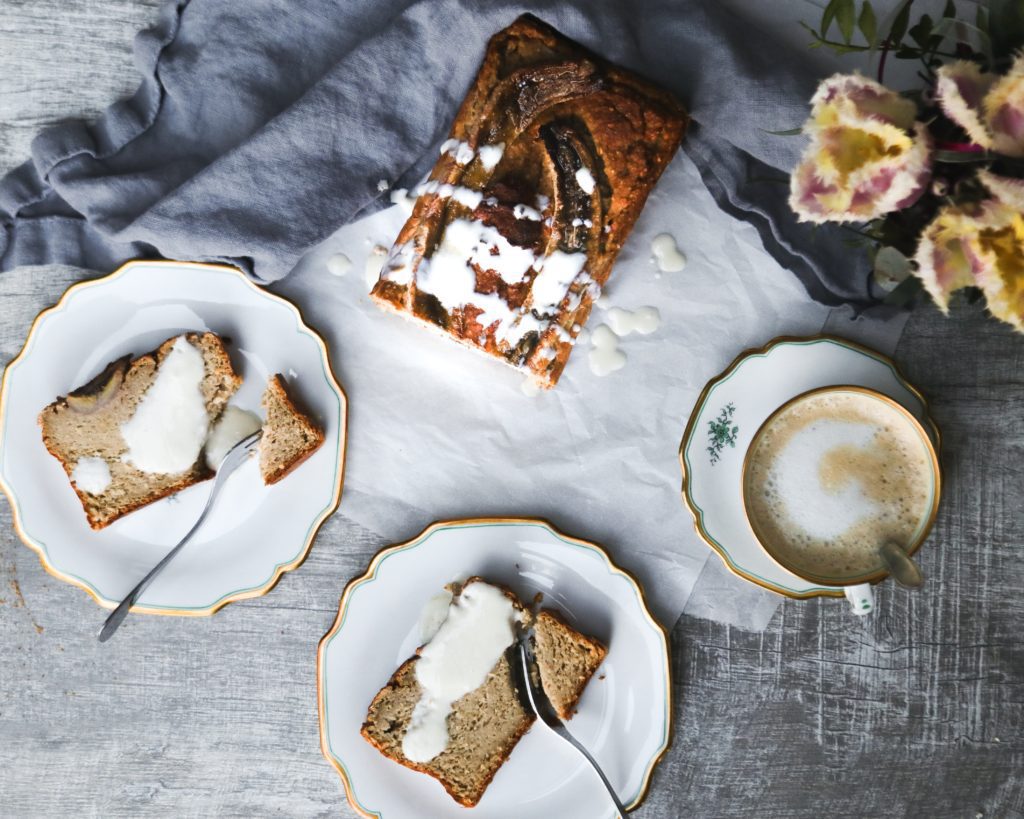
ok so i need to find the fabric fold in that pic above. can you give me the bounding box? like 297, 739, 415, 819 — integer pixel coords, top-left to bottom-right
1, 0, 876, 307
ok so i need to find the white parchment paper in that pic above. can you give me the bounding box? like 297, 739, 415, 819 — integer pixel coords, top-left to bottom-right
272, 150, 834, 629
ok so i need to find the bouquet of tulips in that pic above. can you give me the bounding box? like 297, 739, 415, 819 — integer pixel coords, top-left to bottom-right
789, 0, 1024, 331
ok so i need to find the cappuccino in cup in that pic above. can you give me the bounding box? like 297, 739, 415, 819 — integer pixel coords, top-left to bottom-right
742, 387, 939, 585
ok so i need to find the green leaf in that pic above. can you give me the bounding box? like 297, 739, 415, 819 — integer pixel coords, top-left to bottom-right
943, 0, 956, 19
858, 2, 878, 45
763, 127, 805, 136
909, 14, 934, 48
799, 19, 824, 45
882, 274, 924, 306
987, 0, 1024, 66
873, 245, 913, 290
836, 0, 857, 42
952, 19, 995, 69
976, 4, 989, 35
889, 0, 914, 44
931, 16, 955, 39
821, 0, 843, 37
933, 149, 994, 163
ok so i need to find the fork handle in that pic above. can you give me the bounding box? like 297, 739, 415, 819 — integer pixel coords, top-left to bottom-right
97, 466, 228, 642
96, 504, 211, 642
548, 722, 629, 817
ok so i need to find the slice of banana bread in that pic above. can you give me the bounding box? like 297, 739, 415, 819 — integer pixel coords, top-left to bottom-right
360, 578, 606, 807
39, 333, 241, 530
533, 609, 608, 720
258, 374, 325, 485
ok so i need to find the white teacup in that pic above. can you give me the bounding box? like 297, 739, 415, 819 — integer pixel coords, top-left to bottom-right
741, 386, 941, 615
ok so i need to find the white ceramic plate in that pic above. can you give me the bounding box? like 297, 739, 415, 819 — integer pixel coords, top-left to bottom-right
318, 518, 670, 819
0, 260, 347, 615
678, 335, 940, 599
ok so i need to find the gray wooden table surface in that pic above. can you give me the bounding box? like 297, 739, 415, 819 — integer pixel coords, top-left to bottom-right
1, 3, 1021, 818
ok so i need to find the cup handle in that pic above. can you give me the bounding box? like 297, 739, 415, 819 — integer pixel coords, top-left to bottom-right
843, 583, 874, 616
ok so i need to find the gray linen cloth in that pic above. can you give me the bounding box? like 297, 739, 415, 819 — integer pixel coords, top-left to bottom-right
0, 0, 875, 310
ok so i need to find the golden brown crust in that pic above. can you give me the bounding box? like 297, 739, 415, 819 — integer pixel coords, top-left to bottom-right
534, 609, 608, 720
359, 577, 614, 807
359, 658, 536, 807
38, 333, 241, 529
370, 14, 688, 388
259, 374, 326, 485
360, 577, 534, 806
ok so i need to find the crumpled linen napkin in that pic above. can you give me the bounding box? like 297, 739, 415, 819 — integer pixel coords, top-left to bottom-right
0, 0, 876, 310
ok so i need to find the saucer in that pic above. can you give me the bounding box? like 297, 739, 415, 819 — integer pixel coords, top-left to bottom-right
318, 518, 670, 818
678, 335, 940, 599
0, 260, 347, 615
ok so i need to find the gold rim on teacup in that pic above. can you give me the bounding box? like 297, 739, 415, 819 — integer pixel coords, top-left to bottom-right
740, 385, 941, 588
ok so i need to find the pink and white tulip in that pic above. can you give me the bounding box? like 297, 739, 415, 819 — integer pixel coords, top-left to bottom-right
790, 73, 931, 223
936, 56, 1024, 157
914, 171, 1024, 331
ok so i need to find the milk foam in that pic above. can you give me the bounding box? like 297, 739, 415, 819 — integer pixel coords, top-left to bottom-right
768, 420, 879, 539
746, 392, 934, 579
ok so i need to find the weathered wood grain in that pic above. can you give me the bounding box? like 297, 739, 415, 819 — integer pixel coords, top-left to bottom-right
1, 1, 1022, 817
0, 0, 163, 180
2, 279, 1021, 817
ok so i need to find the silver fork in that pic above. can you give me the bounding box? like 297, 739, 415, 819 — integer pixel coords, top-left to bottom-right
513, 630, 628, 818
97, 430, 263, 642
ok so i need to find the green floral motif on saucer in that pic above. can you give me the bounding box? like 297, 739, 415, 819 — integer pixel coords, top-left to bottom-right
707, 402, 738, 465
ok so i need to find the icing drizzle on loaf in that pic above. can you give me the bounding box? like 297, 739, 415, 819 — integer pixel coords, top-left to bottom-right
369, 14, 687, 388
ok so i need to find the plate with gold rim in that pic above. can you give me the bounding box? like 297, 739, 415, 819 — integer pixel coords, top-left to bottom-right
0, 260, 347, 615
317, 518, 670, 819
678, 335, 940, 599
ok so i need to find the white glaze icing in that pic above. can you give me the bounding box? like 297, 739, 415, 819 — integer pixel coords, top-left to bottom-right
402, 582, 519, 763
418, 590, 454, 643
380, 241, 416, 286
439, 138, 474, 165
326, 253, 352, 277
605, 306, 661, 336
389, 187, 417, 216
575, 167, 596, 194
204, 405, 261, 470
71, 457, 111, 494
477, 142, 505, 172
513, 203, 542, 221
589, 324, 626, 376
120, 336, 209, 474
651, 233, 687, 272
531, 251, 586, 312
414, 181, 485, 210
365, 245, 389, 287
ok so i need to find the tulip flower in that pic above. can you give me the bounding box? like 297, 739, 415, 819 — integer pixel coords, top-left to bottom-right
936, 57, 1024, 157
914, 170, 1024, 331
790, 73, 931, 223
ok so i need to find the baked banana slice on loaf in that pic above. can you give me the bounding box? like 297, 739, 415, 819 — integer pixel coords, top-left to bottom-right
361, 578, 607, 807
371, 14, 688, 388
